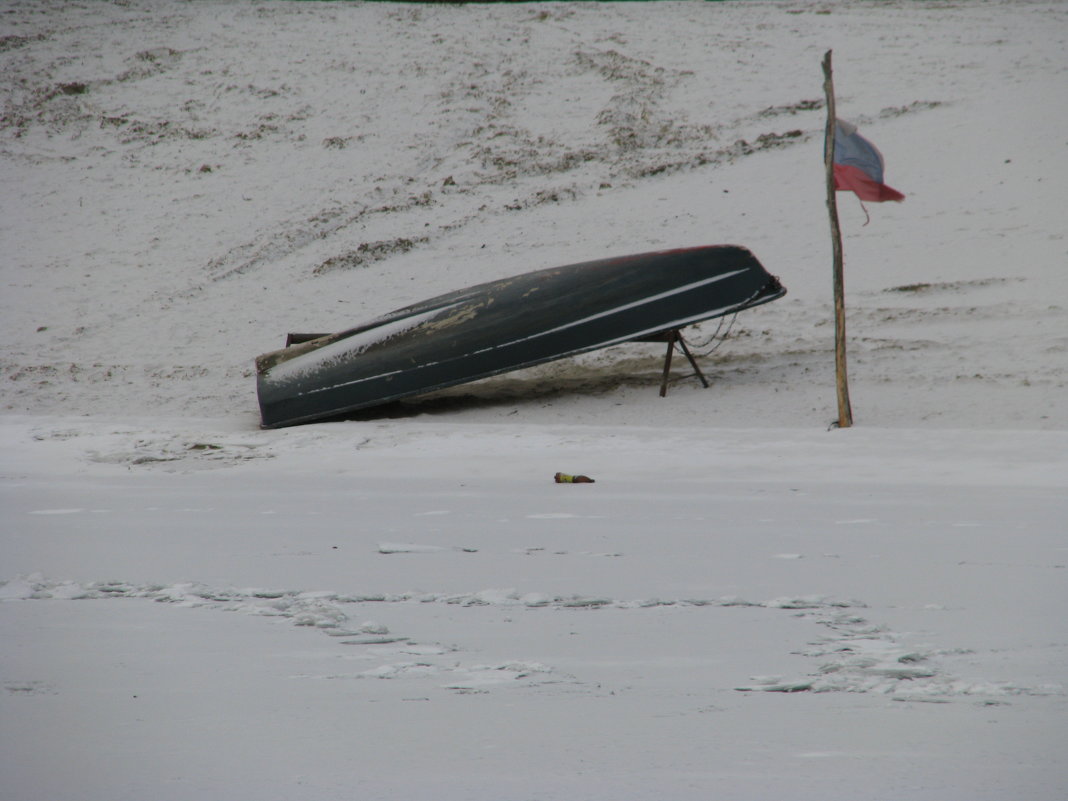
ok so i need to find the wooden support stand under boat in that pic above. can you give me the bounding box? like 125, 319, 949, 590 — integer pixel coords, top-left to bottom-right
634, 329, 710, 397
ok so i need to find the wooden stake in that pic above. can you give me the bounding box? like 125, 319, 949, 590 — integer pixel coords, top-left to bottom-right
822, 49, 853, 428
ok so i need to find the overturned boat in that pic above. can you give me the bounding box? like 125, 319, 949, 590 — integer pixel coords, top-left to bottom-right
255, 244, 785, 428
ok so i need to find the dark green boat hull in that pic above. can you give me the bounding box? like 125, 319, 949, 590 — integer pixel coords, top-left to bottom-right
255, 245, 784, 428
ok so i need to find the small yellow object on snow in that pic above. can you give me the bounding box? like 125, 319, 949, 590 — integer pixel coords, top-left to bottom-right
554, 472, 595, 484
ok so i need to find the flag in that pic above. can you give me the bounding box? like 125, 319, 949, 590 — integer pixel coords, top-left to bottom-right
833, 119, 905, 202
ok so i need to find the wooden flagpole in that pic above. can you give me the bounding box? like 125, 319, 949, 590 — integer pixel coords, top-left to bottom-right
822, 49, 853, 428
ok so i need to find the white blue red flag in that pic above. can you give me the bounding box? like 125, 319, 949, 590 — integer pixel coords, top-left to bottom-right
833, 119, 904, 202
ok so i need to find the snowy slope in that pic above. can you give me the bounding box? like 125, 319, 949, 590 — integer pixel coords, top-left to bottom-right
2, 2, 1066, 800
3, 0, 1065, 428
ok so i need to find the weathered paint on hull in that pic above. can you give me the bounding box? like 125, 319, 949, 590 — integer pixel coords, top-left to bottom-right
255, 245, 785, 428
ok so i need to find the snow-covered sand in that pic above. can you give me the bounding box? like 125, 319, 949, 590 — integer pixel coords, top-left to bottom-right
2, 1, 1066, 799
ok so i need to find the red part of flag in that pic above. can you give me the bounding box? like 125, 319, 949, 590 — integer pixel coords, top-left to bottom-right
833, 163, 905, 203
